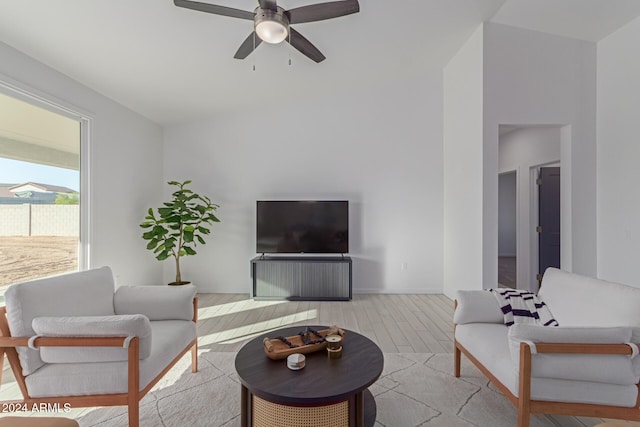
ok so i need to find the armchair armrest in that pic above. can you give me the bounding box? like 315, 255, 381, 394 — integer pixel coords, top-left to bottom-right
31, 315, 152, 363
510, 325, 639, 385
0, 335, 131, 348
533, 342, 636, 355
453, 290, 503, 325
0, 335, 141, 401
114, 285, 197, 321
0, 336, 30, 347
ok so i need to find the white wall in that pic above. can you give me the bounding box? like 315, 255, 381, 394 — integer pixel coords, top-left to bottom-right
483, 23, 597, 288
499, 127, 561, 289
597, 16, 640, 287
498, 171, 516, 257
443, 25, 484, 299
164, 71, 444, 294
0, 41, 164, 286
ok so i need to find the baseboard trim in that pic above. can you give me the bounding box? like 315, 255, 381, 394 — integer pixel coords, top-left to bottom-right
195, 288, 445, 295
353, 288, 443, 294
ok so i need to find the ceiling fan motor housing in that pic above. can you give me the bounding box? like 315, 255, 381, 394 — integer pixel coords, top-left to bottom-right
254, 6, 289, 44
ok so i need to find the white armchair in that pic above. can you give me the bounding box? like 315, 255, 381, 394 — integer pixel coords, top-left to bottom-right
453, 268, 640, 427
0, 267, 198, 427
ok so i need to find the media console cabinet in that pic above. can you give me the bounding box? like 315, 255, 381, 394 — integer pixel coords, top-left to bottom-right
250, 256, 352, 301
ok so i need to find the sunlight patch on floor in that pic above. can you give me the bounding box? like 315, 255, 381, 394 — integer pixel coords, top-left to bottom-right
197, 298, 285, 321
198, 309, 318, 345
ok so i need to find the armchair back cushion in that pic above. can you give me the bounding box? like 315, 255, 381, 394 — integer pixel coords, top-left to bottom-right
4, 267, 116, 375
114, 285, 196, 321
539, 268, 640, 341
32, 314, 152, 363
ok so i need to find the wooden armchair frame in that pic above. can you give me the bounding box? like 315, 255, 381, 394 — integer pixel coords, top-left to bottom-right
0, 298, 199, 427
453, 300, 640, 427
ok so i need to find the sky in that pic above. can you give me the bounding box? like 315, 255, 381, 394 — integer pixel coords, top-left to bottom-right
0, 158, 79, 191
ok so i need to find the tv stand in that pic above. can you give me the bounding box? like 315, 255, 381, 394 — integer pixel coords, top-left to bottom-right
250, 256, 352, 301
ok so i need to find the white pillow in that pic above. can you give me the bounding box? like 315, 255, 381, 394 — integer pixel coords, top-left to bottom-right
508, 324, 638, 385
32, 314, 152, 363
454, 291, 504, 325
114, 285, 196, 321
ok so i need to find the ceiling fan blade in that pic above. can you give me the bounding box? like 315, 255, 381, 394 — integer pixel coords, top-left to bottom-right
234, 32, 263, 59
287, 28, 326, 63
258, 0, 278, 12
174, 0, 255, 20
285, 0, 359, 24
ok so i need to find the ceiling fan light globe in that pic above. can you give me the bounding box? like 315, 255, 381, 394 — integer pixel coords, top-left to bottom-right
256, 21, 288, 44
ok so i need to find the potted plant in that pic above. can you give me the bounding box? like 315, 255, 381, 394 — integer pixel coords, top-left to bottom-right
140, 180, 220, 285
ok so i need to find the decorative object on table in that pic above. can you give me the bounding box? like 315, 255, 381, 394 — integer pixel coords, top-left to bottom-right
263, 325, 345, 360
140, 180, 220, 285
326, 334, 343, 358
327, 345, 342, 359
325, 334, 342, 350
286, 353, 306, 370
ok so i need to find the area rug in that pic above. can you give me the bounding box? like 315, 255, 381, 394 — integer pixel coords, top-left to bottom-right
76, 351, 605, 427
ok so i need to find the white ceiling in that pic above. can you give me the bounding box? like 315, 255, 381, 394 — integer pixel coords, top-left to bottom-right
0, 0, 638, 126
490, 0, 640, 43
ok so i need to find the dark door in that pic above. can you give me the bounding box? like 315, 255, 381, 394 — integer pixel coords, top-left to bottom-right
538, 167, 560, 287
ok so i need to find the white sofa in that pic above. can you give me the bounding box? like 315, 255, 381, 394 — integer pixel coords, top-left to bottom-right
454, 268, 640, 427
0, 267, 198, 427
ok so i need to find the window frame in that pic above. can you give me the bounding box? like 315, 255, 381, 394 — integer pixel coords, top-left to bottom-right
0, 74, 92, 271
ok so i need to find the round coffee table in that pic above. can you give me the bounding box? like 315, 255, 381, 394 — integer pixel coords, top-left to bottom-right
235, 326, 384, 427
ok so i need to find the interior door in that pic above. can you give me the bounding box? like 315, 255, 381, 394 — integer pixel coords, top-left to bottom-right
538, 167, 560, 287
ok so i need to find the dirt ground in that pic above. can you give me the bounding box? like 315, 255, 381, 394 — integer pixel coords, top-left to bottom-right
0, 236, 78, 288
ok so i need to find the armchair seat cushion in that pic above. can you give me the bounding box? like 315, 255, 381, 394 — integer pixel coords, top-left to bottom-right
32, 314, 153, 363
455, 323, 639, 407
25, 320, 196, 397
114, 285, 197, 321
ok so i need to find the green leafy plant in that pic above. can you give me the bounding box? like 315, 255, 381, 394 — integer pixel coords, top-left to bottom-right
140, 180, 220, 285
55, 193, 79, 204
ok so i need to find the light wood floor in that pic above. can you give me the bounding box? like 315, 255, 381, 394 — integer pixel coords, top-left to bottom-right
498, 255, 516, 288
194, 294, 639, 426
196, 293, 455, 353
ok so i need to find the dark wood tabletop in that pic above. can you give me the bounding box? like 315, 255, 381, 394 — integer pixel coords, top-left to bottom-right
235, 325, 384, 405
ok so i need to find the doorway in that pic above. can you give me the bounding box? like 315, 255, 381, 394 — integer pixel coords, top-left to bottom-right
498, 125, 562, 291
498, 171, 517, 288
536, 166, 561, 289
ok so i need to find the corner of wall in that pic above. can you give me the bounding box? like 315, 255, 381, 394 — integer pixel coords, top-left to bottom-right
443, 23, 485, 299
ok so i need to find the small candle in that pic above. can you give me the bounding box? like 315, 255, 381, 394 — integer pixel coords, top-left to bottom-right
326, 334, 342, 350
287, 353, 305, 370
327, 346, 342, 359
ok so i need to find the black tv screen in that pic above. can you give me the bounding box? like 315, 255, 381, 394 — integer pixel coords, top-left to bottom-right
256, 201, 349, 254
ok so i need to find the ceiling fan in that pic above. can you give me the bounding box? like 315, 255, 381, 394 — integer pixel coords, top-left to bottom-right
174, 0, 360, 63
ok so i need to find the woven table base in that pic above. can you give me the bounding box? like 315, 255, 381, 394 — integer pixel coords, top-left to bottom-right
253, 395, 349, 427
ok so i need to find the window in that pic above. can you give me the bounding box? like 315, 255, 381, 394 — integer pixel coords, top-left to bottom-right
0, 88, 87, 298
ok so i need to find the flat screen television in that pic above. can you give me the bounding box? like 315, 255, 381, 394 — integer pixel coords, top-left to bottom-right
256, 200, 349, 254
